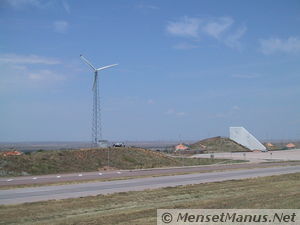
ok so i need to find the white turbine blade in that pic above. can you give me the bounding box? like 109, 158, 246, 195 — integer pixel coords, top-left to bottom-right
96, 64, 118, 71
80, 54, 96, 71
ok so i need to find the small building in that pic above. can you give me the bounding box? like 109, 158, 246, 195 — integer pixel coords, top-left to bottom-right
286, 143, 296, 149
175, 143, 189, 151
265, 142, 277, 150
266, 142, 274, 147
98, 140, 109, 148
2, 150, 23, 156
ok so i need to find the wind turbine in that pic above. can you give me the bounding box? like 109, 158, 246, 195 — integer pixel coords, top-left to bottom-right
80, 54, 117, 147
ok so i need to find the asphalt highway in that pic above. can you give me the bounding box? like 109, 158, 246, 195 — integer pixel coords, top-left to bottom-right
0, 165, 299, 205
1, 161, 299, 187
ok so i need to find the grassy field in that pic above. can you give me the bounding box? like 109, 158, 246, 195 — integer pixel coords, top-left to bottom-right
0, 148, 239, 176
0, 173, 299, 225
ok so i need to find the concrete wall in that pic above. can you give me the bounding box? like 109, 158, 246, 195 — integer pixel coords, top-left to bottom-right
230, 127, 267, 151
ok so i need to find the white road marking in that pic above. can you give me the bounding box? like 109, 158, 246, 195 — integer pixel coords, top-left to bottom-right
32, 177, 37, 180
2, 166, 299, 205
78, 174, 83, 177
98, 173, 103, 176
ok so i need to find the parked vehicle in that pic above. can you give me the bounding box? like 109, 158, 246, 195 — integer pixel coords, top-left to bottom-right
113, 142, 125, 147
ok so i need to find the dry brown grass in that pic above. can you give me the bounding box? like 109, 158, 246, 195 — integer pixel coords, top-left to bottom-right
191, 136, 250, 152
0, 148, 237, 176
0, 173, 299, 225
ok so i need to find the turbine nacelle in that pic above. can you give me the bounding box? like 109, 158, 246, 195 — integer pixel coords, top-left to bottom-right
80, 54, 118, 72
80, 54, 118, 90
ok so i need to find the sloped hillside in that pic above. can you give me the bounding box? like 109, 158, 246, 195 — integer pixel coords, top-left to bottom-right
0, 147, 230, 176
190, 136, 250, 152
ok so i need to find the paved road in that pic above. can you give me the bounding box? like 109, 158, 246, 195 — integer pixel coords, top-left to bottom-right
1, 165, 299, 205
193, 149, 300, 163
1, 161, 299, 187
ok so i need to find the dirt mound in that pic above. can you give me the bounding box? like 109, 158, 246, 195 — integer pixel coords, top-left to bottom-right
0, 147, 180, 176
190, 136, 250, 152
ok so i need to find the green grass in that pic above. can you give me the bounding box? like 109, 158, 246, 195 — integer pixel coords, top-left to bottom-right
0, 173, 299, 225
190, 136, 250, 152
0, 148, 238, 176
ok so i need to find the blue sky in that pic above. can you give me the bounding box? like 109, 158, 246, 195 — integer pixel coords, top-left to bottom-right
0, 0, 300, 142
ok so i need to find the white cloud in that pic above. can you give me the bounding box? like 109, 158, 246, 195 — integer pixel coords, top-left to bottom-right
260, 37, 300, 54
147, 99, 155, 104
28, 70, 65, 81
202, 17, 233, 39
232, 105, 240, 111
0, 65, 65, 93
173, 42, 199, 50
165, 109, 186, 117
11, 65, 28, 70
214, 113, 227, 118
166, 17, 201, 38
0, 54, 64, 92
137, 3, 159, 10
176, 112, 186, 116
62, 1, 71, 14
166, 16, 246, 49
224, 25, 247, 48
165, 109, 175, 115
213, 106, 240, 118
3, 0, 41, 9
0, 54, 60, 65
232, 73, 259, 79
53, 20, 69, 33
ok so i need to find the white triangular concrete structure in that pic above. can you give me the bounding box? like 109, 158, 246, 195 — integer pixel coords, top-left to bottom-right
230, 127, 267, 151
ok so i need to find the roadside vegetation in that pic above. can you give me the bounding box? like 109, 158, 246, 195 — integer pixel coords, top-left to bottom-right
0, 173, 299, 225
0, 148, 240, 176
